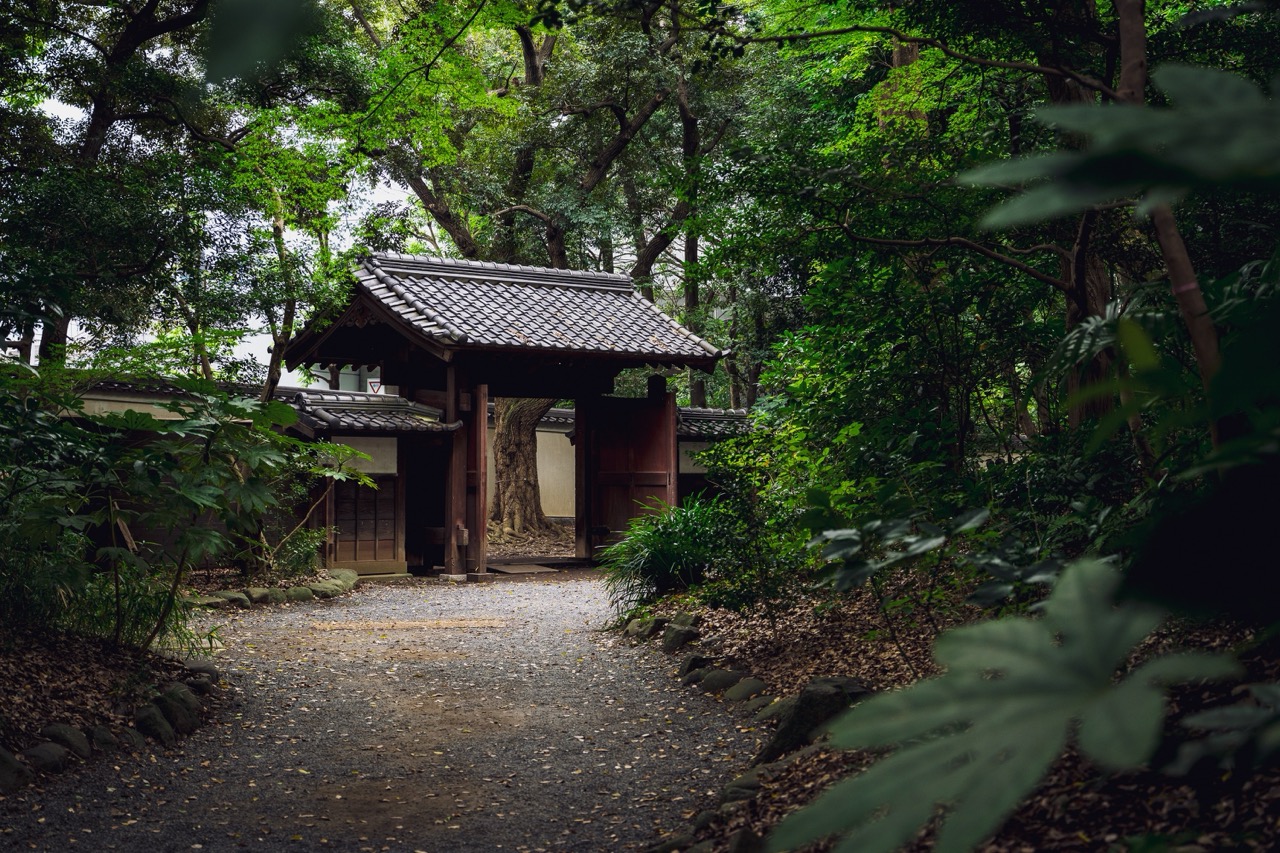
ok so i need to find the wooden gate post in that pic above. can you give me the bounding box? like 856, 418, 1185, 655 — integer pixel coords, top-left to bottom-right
443, 365, 466, 575
465, 383, 489, 576
574, 396, 593, 559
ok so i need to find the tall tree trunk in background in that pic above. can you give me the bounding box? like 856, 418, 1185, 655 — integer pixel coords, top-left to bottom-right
1113, 0, 1222, 424
1033, 15, 1119, 427
490, 397, 555, 535
686, 232, 706, 407
678, 78, 707, 408
259, 189, 298, 402
35, 0, 213, 364
36, 314, 71, 364
1062, 211, 1114, 427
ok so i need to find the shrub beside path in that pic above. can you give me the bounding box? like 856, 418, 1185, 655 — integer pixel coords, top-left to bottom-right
0, 573, 760, 851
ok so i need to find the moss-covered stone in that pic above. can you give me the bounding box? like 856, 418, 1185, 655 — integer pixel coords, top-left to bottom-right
681, 667, 710, 686
183, 659, 220, 681
740, 694, 776, 715
285, 586, 315, 602
184, 595, 228, 609
244, 587, 273, 604
329, 568, 359, 589
699, 669, 746, 693
134, 703, 176, 746
40, 723, 91, 759
625, 616, 669, 639
670, 611, 701, 629
163, 682, 202, 715
661, 624, 700, 653
0, 747, 34, 793
724, 677, 768, 702
153, 693, 197, 735
752, 677, 872, 766
752, 696, 795, 724
22, 742, 71, 773
117, 727, 147, 752
307, 581, 344, 599
90, 725, 119, 753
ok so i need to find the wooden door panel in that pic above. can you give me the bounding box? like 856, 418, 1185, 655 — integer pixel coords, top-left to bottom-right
333, 475, 401, 568
586, 394, 677, 549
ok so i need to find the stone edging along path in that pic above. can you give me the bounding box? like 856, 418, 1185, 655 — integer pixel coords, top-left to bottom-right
0, 569, 362, 797
0, 659, 225, 796
182, 567, 361, 610
622, 613, 873, 853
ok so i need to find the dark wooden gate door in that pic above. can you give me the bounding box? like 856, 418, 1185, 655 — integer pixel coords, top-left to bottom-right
580, 393, 678, 554
333, 475, 404, 572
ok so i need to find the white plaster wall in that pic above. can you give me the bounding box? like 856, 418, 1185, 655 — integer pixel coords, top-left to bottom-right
78, 394, 184, 420
486, 427, 576, 519
335, 436, 399, 474
680, 440, 711, 474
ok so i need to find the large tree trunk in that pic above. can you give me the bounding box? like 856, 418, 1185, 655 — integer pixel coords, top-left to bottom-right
489, 397, 556, 536
1037, 39, 1118, 427
37, 313, 71, 364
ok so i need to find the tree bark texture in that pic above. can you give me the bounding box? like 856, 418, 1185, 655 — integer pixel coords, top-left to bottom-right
489, 397, 556, 535
1114, 0, 1224, 441
1063, 212, 1115, 427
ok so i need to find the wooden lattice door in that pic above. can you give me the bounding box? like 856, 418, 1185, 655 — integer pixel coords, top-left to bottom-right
333, 475, 403, 570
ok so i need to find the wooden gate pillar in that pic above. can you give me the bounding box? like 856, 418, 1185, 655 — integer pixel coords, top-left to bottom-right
443, 365, 466, 575
574, 397, 594, 559
465, 383, 489, 576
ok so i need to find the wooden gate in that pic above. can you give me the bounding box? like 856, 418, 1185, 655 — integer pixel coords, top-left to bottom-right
576, 392, 678, 556
332, 475, 405, 572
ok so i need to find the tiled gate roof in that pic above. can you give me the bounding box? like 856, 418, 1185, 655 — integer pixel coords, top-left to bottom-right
353, 253, 723, 365
677, 407, 751, 439
285, 389, 459, 434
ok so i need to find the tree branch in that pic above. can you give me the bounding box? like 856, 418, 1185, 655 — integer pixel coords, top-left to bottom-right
580, 88, 671, 193
836, 228, 1071, 292
359, 0, 487, 126
348, 0, 383, 49
740, 24, 1118, 99
488, 204, 555, 225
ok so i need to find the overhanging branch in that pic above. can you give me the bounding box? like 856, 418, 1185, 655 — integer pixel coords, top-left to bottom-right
837, 228, 1071, 292
740, 24, 1117, 99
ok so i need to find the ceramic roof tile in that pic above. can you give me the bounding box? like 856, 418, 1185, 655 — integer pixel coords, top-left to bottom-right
355, 253, 723, 363
676, 407, 752, 439
285, 389, 459, 434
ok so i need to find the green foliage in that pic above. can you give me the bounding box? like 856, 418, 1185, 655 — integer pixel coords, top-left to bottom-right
601, 496, 733, 611
601, 475, 814, 616
804, 492, 989, 592
0, 369, 359, 650
1170, 682, 1280, 774
963, 65, 1280, 227
769, 561, 1242, 853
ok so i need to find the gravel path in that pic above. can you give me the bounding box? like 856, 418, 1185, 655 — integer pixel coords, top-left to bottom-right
0, 573, 759, 852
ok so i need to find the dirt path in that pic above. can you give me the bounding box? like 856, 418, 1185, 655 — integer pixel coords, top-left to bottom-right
0, 574, 759, 852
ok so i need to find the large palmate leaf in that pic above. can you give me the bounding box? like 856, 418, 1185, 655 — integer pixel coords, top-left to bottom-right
959, 65, 1280, 228
769, 561, 1241, 853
